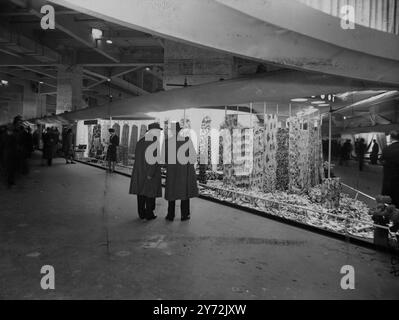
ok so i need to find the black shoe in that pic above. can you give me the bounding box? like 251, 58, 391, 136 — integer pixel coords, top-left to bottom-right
165, 215, 174, 221
146, 214, 157, 221
181, 215, 191, 221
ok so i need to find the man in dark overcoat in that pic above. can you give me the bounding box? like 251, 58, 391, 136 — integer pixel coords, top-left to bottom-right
381, 131, 399, 207
163, 122, 198, 221
129, 123, 162, 220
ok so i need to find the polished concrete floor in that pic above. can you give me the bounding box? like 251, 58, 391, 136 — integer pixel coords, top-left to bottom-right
0, 155, 398, 300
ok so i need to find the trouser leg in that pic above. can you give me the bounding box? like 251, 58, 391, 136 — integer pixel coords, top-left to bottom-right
167, 201, 176, 218
145, 197, 156, 219
137, 195, 146, 218
181, 199, 190, 217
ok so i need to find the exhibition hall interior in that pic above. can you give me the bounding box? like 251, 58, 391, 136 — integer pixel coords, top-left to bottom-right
0, 0, 399, 300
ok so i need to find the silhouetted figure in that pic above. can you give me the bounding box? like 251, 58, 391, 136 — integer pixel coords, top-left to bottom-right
369, 139, 379, 165
106, 128, 119, 173
129, 123, 162, 220
357, 138, 367, 171
62, 128, 75, 164
381, 131, 399, 207
340, 139, 352, 166
42, 127, 58, 166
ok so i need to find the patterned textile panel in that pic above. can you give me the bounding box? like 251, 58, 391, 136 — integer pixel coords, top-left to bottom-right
263, 115, 277, 193
251, 126, 265, 191
276, 128, 289, 191
121, 124, 130, 147
222, 115, 237, 186
299, 125, 310, 191
199, 116, 212, 169
288, 117, 302, 193
129, 125, 138, 155
139, 124, 147, 139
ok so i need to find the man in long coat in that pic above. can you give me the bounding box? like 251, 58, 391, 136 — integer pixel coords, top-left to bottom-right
129, 123, 162, 220
164, 122, 198, 221
381, 131, 399, 207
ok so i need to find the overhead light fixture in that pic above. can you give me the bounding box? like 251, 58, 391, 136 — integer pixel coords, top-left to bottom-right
106, 39, 113, 44
107, 78, 111, 82
91, 28, 103, 40
1, 80, 8, 86
311, 101, 325, 105
39, 81, 44, 84
145, 67, 151, 71
343, 116, 347, 120
290, 98, 308, 102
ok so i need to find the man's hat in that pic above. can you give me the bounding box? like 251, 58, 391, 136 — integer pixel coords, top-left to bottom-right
108, 128, 115, 133
148, 122, 162, 131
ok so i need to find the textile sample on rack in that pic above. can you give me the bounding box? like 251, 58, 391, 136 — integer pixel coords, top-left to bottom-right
251, 125, 265, 191
288, 117, 302, 193
222, 114, 237, 186
129, 125, 138, 155
276, 128, 289, 191
320, 178, 342, 209
139, 124, 146, 139
199, 116, 212, 170
121, 124, 129, 146
298, 121, 310, 191
263, 114, 277, 193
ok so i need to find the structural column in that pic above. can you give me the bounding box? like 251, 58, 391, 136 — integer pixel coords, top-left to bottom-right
56, 65, 84, 114
22, 81, 38, 119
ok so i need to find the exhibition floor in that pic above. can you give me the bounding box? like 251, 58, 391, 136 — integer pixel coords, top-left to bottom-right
0, 154, 398, 300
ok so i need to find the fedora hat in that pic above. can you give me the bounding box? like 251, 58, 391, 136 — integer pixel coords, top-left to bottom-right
148, 122, 162, 131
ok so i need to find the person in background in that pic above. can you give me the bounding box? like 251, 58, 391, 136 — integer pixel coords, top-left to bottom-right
369, 139, 379, 165
106, 128, 119, 173
42, 127, 58, 166
3, 124, 18, 187
32, 129, 39, 150
357, 138, 367, 171
340, 139, 352, 166
62, 128, 75, 164
129, 123, 162, 220
381, 131, 399, 207
163, 122, 198, 221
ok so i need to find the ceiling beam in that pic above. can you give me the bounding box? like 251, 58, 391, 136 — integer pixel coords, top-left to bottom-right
0, 47, 23, 58
83, 68, 149, 95
0, 24, 60, 62
48, 0, 399, 86
0, 68, 57, 88
19, 66, 57, 79
10, 0, 120, 63
0, 54, 59, 66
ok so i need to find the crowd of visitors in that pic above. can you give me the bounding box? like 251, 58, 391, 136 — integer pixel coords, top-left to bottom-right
0, 116, 33, 187
0, 115, 77, 187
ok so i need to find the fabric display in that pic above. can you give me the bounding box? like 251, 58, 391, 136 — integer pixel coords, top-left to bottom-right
139, 124, 147, 139
199, 116, 212, 169
251, 125, 265, 191
288, 117, 302, 193
263, 115, 277, 193
276, 128, 289, 191
129, 125, 138, 155
318, 178, 342, 209
201, 180, 373, 240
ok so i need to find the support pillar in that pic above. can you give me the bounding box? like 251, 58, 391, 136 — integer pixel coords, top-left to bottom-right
22, 81, 38, 119
56, 65, 84, 114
